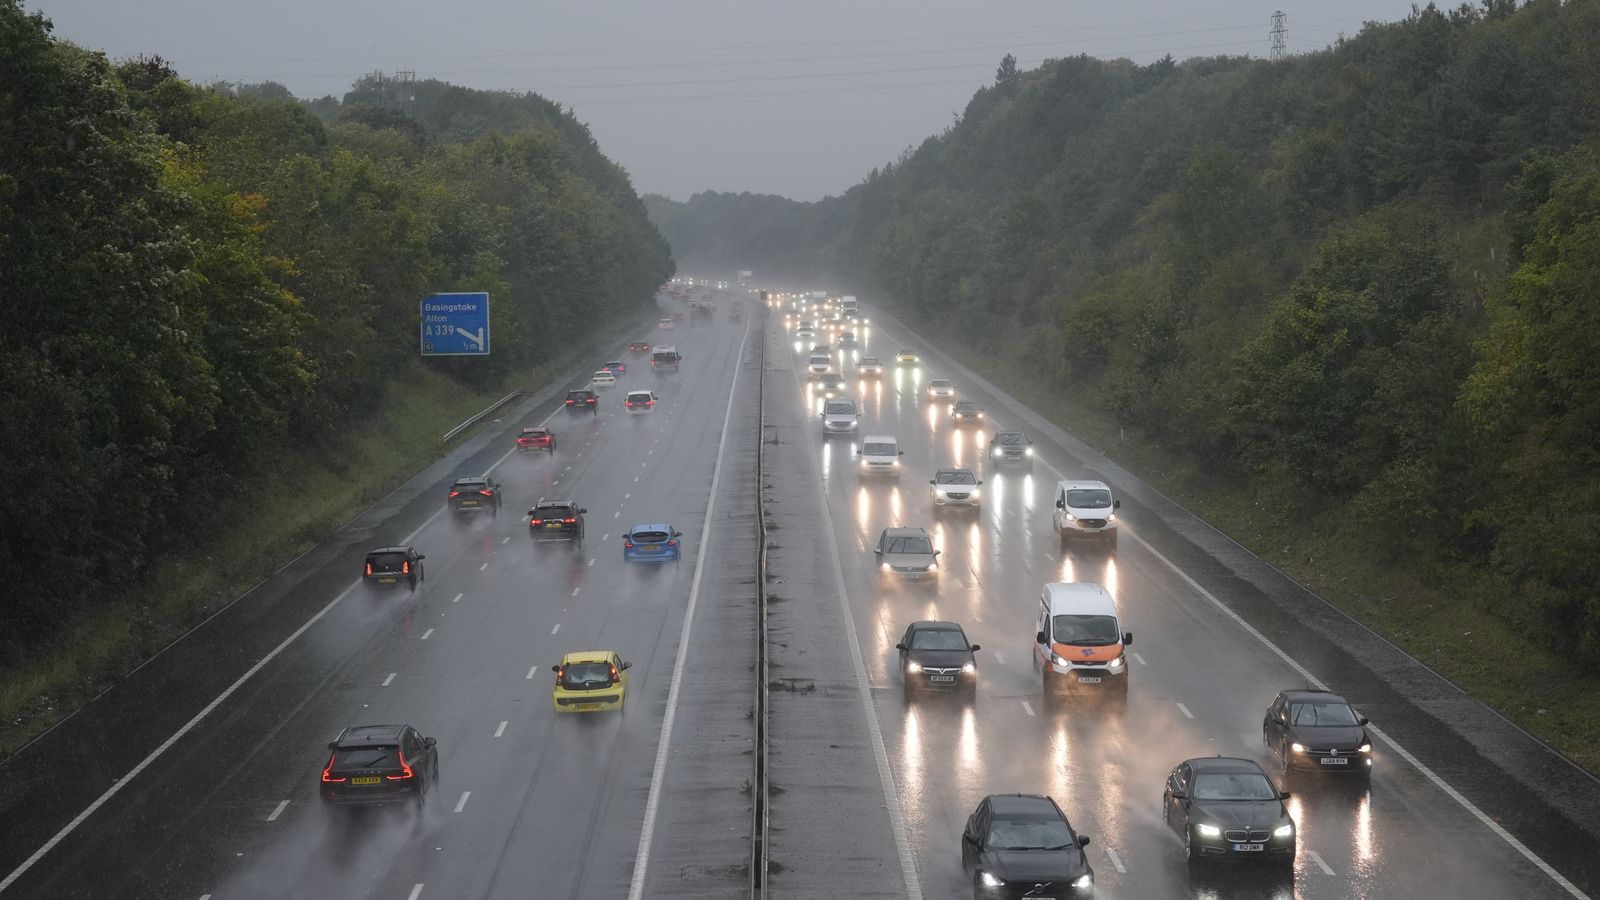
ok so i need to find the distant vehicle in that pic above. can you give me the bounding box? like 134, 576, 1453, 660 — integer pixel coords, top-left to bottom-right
601, 360, 626, 374
926, 378, 957, 399
838, 331, 857, 348
929, 468, 982, 511
652, 346, 682, 371
840, 296, 859, 318
816, 372, 847, 398
658, 317, 675, 330
363, 546, 425, 590
796, 325, 816, 340
320, 724, 439, 808
807, 354, 832, 377
1052, 480, 1119, 546
447, 475, 503, 515
859, 435, 903, 476
896, 350, 920, 366
551, 651, 631, 714
858, 357, 884, 376
989, 431, 1033, 468
962, 794, 1094, 896
951, 401, 984, 424
529, 499, 586, 545
622, 523, 684, 562
591, 370, 616, 389
873, 526, 939, 579
1163, 757, 1296, 866
628, 340, 651, 353
565, 389, 598, 412
896, 620, 978, 696
624, 389, 657, 413
516, 426, 555, 453
1263, 689, 1373, 778
821, 398, 860, 436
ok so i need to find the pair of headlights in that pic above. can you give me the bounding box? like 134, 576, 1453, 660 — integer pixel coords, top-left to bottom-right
1290, 742, 1373, 753
905, 661, 976, 673
1194, 823, 1294, 839
981, 871, 1091, 889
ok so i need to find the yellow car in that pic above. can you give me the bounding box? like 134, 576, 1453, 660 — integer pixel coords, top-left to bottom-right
551, 650, 631, 713
896, 350, 920, 366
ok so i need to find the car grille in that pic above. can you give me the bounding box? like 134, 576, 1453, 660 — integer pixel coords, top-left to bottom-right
1224, 829, 1271, 843
890, 565, 928, 574
556, 694, 618, 706
944, 492, 970, 500
1078, 518, 1108, 528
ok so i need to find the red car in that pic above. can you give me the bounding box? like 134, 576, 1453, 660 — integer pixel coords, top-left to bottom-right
628, 341, 651, 353
517, 426, 555, 452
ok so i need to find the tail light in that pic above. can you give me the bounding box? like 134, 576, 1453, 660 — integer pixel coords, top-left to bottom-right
563, 517, 577, 524
609, 663, 619, 681
448, 491, 461, 497
402, 561, 411, 575
365, 562, 372, 576
666, 539, 679, 547
386, 750, 415, 781
646, 400, 655, 406
322, 753, 346, 783
624, 541, 634, 549
566, 399, 574, 405
555, 666, 565, 687
530, 518, 544, 526
478, 489, 493, 496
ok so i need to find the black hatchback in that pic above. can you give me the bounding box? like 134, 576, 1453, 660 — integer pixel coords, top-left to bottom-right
1263, 689, 1374, 777
529, 499, 586, 544
447, 475, 502, 515
566, 389, 598, 411
363, 546, 425, 590
962, 793, 1094, 898
320, 724, 439, 808
896, 621, 979, 696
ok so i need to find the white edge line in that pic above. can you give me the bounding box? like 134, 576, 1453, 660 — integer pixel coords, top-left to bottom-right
1105, 847, 1126, 874
627, 317, 751, 900
1021, 700, 1035, 717
1176, 702, 1194, 719
265, 799, 289, 822
525, 665, 538, 680
406, 884, 424, 900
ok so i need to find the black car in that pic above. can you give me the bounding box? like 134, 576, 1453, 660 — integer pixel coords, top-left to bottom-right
951, 401, 985, 425
566, 389, 598, 412
1163, 757, 1296, 866
447, 475, 502, 515
962, 794, 1094, 898
989, 431, 1034, 467
896, 621, 979, 696
1263, 689, 1374, 777
320, 724, 439, 808
529, 498, 586, 544
363, 546, 425, 590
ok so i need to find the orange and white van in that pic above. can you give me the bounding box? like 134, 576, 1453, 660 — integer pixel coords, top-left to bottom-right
1034, 582, 1132, 696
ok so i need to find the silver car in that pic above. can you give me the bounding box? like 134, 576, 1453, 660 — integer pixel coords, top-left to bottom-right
873, 526, 940, 579
929, 468, 982, 510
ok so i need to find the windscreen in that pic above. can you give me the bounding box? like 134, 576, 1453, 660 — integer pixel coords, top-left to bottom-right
628, 393, 653, 403
935, 471, 976, 485
884, 535, 933, 554
367, 552, 408, 570
1051, 614, 1121, 646
824, 401, 855, 415
1289, 702, 1360, 726
561, 662, 614, 688
998, 432, 1026, 446
862, 442, 896, 457
1192, 772, 1279, 801
987, 815, 1074, 851
332, 745, 399, 770
1066, 489, 1113, 509
631, 530, 670, 544
910, 629, 968, 650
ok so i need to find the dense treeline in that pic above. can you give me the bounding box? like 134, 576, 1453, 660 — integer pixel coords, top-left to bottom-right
0, 1, 672, 663
651, 1, 1600, 667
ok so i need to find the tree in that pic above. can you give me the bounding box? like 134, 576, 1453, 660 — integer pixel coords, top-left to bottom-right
995, 53, 1019, 87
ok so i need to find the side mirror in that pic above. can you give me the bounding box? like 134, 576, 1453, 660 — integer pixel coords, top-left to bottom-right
873, 548, 883, 556
969, 643, 981, 652
929, 479, 936, 485
674, 530, 683, 537
1357, 717, 1370, 726
1035, 630, 1048, 645
621, 661, 633, 670
425, 737, 437, 748
932, 550, 941, 557
962, 830, 978, 845
1122, 632, 1133, 645
895, 642, 907, 651
897, 450, 905, 456
977, 480, 984, 485
1169, 789, 1187, 800
1077, 835, 1091, 848
551, 665, 561, 673
416, 554, 426, 560
1280, 790, 1292, 800
579, 508, 588, 514
1113, 499, 1122, 509
1055, 499, 1065, 509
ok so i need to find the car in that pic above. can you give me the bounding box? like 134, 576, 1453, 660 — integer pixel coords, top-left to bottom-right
807, 353, 831, 376
658, 317, 675, 330
628, 340, 651, 353
896, 620, 978, 695
951, 401, 985, 424
821, 398, 860, 435
591, 370, 617, 389
624, 389, 657, 413
602, 360, 626, 374
1263, 689, 1374, 777
551, 651, 632, 713
622, 523, 683, 562
858, 357, 884, 376
796, 325, 816, 339
529, 499, 586, 544
989, 431, 1034, 467
962, 794, 1095, 898
651, 346, 682, 371
926, 378, 957, 399
1163, 757, 1296, 866
363, 546, 424, 589
566, 389, 598, 412
896, 350, 920, 366
1052, 480, 1120, 546
1034, 582, 1132, 697
320, 724, 439, 808
930, 468, 982, 510
447, 475, 503, 514
516, 426, 555, 452
873, 526, 939, 579
858, 434, 904, 476
838, 331, 857, 348
816, 372, 847, 397
810, 343, 832, 355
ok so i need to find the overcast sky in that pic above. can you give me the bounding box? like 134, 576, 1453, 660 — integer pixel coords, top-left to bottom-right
32, 0, 1423, 201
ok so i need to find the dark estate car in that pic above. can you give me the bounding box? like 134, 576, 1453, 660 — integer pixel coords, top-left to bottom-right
951, 400, 985, 424
1163, 757, 1296, 866
896, 620, 979, 696
989, 431, 1034, 467
1263, 689, 1374, 777
447, 475, 502, 514
363, 546, 425, 590
320, 724, 439, 808
962, 793, 1095, 898
566, 389, 598, 411
529, 499, 587, 544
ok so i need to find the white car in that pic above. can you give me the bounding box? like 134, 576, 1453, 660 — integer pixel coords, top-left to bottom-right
591, 370, 617, 389
858, 357, 884, 376
808, 354, 831, 376
796, 326, 816, 340
859, 435, 903, 477
930, 468, 982, 510
624, 390, 657, 413
926, 378, 956, 399
658, 317, 675, 330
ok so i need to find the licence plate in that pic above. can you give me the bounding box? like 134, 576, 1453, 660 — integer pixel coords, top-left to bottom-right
929, 675, 955, 684
350, 776, 382, 785
1232, 843, 1265, 852
545, 522, 562, 528
461, 500, 478, 505
378, 577, 396, 583
1078, 676, 1102, 684
575, 703, 599, 711
1321, 757, 1350, 766
642, 544, 660, 551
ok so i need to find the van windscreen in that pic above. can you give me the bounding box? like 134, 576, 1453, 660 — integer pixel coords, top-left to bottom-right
1050, 614, 1121, 646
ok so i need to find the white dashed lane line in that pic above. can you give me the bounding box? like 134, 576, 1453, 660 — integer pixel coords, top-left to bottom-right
992, 651, 1004, 665
407, 884, 424, 900
1176, 702, 1194, 719
1105, 848, 1127, 874
266, 800, 289, 822
525, 666, 538, 680
551, 624, 561, 634
478, 562, 488, 571
452, 592, 463, 604
624, 493, 631, 499
382, 673, 396, 687
501, 537, 510, 545
495, 721, 507, 738
454, 791, 471, 814
1021, 700, 1035, 717
1132, 652, 1147, 665
1308, 850, 1335, 875
587, 558, 596, 567
614, 511, 621, 518
421, 629, 434, 641
571, 588, 581, 597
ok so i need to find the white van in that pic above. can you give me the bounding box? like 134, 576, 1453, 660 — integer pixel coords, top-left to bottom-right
858, 435, 903, 476
1034, 582, 1132, 696
1052, 479, 1121, 547
807, 353, 831, 377
821, 398, 860, 436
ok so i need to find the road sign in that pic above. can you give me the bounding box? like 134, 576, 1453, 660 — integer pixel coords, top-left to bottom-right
421, 292, 490, 356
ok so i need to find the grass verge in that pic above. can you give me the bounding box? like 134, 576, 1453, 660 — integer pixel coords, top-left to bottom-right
939, 331, 1600, 776
0, 352, 577, 758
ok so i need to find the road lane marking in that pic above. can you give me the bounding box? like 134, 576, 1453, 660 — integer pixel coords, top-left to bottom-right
571, 588, 580, 597
421, 628, 434, 640
624, 492, 631, 499
382, 673, 396, 687
1021, 700, 1035, 717
526, 665, 538, 680
992, 651, 1004, 665
551, 624, 561, 634
634, 476, 640, 483
629, 318, 751, 900
603, 533, 610, 540
452, 592, 463, 604
501, 536, 510, 544
1176, 702, 1193, 718
614, 511, 620, 518
495, 721, 507, 738
1105, 848, 1127, 874
407, 885, 424, 900
453, 791, 471, 813
1308, 850, 1334, 875
1132, 652, 1147, 665
266, 800, 289, 822
588, 558, 595, 567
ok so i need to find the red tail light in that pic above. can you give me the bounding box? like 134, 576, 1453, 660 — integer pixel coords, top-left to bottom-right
386, 750, 415, 781
563, 517, 577, 524
322, 753, 346, 783
402, 561, 410, 575
646, 400, 655, 406
448, 491, 461, 497
566, 399, 575, 405
609, 663, 619, 681
666, 539, 679, 547
365, 562, 372, 576
555, 666, 565, 687
531, 518, 543, 526
624, 541, 634, 549
479, 489, 493, 497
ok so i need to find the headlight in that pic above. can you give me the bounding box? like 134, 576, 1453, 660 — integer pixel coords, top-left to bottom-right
1290, 742, 1307, 753
961, 662, 975, 673
927, 561, 938, 571
992, 449, 1002, 457
1071, 874, 1093, 889
969, 489, 980, 498
1106, 655, 1125, 669
1025, 447, 1034, 456
880, 561, 891, 571
979, 871, 1004, 888
1064, 513, 1077, 522
1106, 512, 1115, 522
1358, 743, 1372, 753
906, 661, 922, 673
1195, 823, 1221, 838
977, 411, 984, 417
1274, 824, 1294, 839
1051, 652, 1072, 666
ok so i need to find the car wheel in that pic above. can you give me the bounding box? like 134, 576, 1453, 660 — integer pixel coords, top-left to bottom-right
971, 873, 985, 900
1186, 834, 1202, 862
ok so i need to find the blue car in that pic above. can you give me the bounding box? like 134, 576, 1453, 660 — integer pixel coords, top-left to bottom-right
622, 523, 683, 562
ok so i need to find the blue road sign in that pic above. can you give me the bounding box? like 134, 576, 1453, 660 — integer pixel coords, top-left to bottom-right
420, 292, 490, 356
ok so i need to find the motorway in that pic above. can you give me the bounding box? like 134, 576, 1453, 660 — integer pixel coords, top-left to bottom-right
3, 291, 1599, 900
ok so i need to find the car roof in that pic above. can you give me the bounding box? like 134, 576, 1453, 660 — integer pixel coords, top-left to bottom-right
909, 620, 966, 633
881, 526, 930, 539
997, 430, 1026, 437
934, 467, 977, 476
955, 400, 981, 407
1057, 479, 1111, 491
987, 793, 1064, 818
929, 378, 952, 383
1043, 582, 1118, 616
1281, 689, 1351, 704
335, 724, 406, 745
628, 522, 674, 532
1185, 756, 1270, 775
366, 546, 412, 555
452, 475, 489, 483
533, 497, 577, 507
568, 389, 594, 395
655, 345, 677, 352
862, 434, 897, 443
521, 426, 547, 432
861, 356, 880, 362
559, 650, 616, 665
